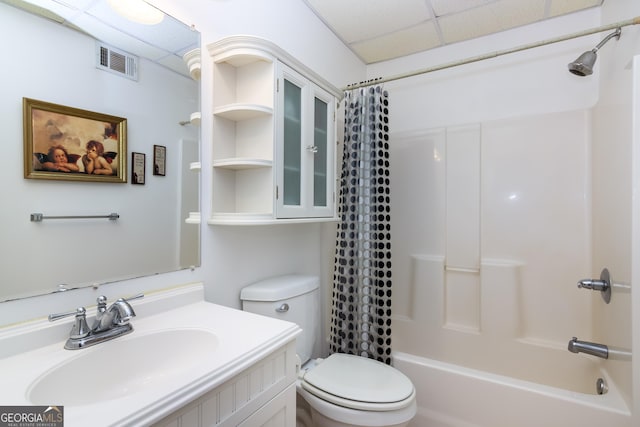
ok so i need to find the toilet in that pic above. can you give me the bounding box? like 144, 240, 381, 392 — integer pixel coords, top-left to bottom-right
240, 275, 416, 427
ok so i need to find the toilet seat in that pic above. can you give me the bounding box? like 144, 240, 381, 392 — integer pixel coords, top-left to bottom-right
301, 353, 415, 411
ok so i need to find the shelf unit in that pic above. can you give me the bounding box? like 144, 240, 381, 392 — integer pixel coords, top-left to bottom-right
208, 36, 341, 225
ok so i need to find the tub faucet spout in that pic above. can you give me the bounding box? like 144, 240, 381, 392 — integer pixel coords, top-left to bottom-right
568, 337, 608, 359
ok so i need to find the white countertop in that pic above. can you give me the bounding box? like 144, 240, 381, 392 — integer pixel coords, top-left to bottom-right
0, 283, 301, 426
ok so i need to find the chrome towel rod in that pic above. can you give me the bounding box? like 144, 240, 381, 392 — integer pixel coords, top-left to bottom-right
30, 213, 120, 222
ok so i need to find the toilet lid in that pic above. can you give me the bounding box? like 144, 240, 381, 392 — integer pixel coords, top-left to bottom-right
301, 353, 414, 411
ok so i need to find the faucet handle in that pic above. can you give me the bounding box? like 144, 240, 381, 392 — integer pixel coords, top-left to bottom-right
49, 307, 91, 339
48, 306, 86, 322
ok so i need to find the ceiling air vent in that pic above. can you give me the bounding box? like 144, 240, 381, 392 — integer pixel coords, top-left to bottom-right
96, 42, 138, 81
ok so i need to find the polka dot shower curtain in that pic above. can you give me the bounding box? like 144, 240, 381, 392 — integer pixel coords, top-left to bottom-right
329, 85, 392, 365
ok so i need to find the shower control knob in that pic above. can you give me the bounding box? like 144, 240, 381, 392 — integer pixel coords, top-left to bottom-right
576, 268, 611, 304
577, 279, 607, 291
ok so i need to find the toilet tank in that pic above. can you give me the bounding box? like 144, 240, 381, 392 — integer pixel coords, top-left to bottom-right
241, 275, 319, 364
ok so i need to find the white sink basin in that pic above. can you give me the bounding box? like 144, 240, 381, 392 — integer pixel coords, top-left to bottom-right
27, 328, 218, 406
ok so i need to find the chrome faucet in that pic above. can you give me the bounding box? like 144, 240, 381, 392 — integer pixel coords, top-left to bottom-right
568, 337, 609, 359
92, 295, 138, 332
49, 294, 143, 350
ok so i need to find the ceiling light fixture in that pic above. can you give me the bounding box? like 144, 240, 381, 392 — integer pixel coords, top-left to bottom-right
107, 0, 164, 25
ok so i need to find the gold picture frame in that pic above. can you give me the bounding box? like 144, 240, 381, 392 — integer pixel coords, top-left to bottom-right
23, 97, 127, 183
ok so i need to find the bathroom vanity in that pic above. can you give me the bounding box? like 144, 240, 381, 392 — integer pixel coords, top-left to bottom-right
0, 283, 300, 427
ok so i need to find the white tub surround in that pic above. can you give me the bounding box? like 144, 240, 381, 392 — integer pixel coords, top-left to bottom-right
0, 282, 301, 427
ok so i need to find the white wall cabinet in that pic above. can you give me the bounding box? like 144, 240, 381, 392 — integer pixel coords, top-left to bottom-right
208, 36, 340, 225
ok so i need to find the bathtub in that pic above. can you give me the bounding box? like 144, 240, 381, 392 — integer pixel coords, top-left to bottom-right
393, 352, 631, 427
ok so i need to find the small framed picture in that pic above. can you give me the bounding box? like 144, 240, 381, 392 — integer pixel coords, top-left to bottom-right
131, 152, 145, 185
153, 145, 166, 176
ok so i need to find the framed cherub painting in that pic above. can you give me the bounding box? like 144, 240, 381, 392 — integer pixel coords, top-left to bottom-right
23, 98, 127, 183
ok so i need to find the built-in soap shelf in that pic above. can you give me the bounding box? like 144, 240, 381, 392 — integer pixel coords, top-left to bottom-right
190, 162, 201, 171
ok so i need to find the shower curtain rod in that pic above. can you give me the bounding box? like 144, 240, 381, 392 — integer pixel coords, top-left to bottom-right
344, 16, 640, 91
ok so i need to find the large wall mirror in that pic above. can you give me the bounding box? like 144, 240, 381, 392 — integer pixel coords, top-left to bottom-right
0, 0, 201, 302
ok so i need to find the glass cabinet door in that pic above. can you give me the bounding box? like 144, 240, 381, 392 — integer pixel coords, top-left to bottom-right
309, 85, 334, 217
283, 78, 302, 206
277, 63, 334, 218
313, 96, 328, 208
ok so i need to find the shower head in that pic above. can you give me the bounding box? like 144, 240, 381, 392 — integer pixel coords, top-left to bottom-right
568, 28, 621, 76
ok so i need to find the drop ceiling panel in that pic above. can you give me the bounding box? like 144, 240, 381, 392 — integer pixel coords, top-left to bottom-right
352, 21, 441, 64
491, 0, 547, 29
305, 0, 431, 43
548, 0, 602, 17
303, 0, 604, 64
438, 4, 504, 44
439, 0, 546, 44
